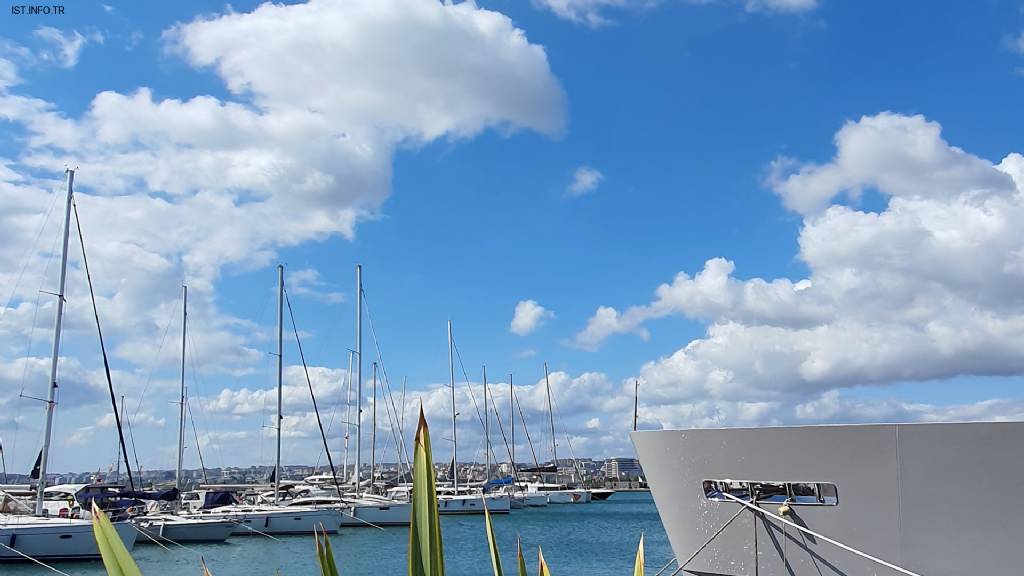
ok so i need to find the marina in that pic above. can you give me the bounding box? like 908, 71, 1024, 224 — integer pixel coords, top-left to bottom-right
1, 492, 668, 576
2, 0, 1023, 573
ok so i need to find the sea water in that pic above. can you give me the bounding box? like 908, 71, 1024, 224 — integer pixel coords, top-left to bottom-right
4, 492, 673, 575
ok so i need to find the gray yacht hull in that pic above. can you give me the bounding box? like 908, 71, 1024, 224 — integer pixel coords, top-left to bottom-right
632, 421, 1024, 576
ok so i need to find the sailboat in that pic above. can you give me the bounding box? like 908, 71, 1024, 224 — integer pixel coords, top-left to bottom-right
0, 170, 139, 561
180, 266, 341, 534
132, 285, 236, 543
519, 363, 589, 504
284, 265, 411, 527
435, 321, 510, 515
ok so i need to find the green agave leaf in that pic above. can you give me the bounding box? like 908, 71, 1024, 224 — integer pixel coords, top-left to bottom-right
516, 536, 528, 576
632, 533, 644, 576
316, 524, 340, 576
90, 502, 142, 576
483, 499, 503, 576
409, 406, 444, 576
537, 546, 551, 576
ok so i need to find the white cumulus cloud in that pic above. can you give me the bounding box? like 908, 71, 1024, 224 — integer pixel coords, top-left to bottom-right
574, 112, 1024, 428
510, 300, 556, 336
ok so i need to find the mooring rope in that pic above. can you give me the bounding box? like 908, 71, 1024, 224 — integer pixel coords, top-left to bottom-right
0, 540, 73, 575
668, 506, 746, 575
653, 555, 677, 576
719, 492, 924, 576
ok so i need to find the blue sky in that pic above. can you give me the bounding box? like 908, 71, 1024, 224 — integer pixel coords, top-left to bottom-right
3, 0, 1024, 473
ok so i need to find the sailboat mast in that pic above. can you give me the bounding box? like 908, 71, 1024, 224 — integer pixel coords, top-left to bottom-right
176, 285, 187, 493
342, 350, 353, 483
274, 264, 283, 505
370, 361, 377, 494
448, 320, 457, 492
34, 169, 74, 516
510, 373, 514, 471
355, 264, 362, 491
483, 365, 489, 482
633, 379, 639, 432
544, 362, 557, 473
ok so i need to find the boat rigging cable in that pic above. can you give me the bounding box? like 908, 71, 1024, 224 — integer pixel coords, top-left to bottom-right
450, 336, 502, 466
186, 401, 209, 485
72, 197, 135, 492
513, 389, 542, 470
359, 289, 413, 475
0, 542, 73, 576
283, 287, 343, 497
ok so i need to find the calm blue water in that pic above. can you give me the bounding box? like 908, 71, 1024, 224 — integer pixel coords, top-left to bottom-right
6, 492, 673, 575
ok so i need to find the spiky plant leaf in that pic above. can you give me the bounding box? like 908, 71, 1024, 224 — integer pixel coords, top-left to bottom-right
90, 502, 142, 576
537, 546, 551, 576
409, 406, 444, 576
315, 524, 340, 576
483, 499, 503, 576
516, 536, 528, 576
632, 533, 644, 576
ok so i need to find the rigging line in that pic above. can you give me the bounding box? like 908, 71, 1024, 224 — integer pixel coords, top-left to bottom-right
513, 389, 541, 470
123, 403, 143, 483
0, 183, 61, 326
359, 289, 412, 474
548, 390, 584, 482
187, 401, 209, 485
284, 287, 343, 497
11, 288, 42, 463
668, 506, 746, 575
186, 326, 225, 471
312, 351, 350, 475
132, 293, 178, 420
449, 333, 500, 466
0, 541, 73, 576
486, 378, 520, 484
72, 197, 135, 493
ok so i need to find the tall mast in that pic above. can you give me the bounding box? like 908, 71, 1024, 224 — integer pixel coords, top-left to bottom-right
370, 361, 377, 495
354, 265, 362, 491
274, 264, 283, 505
447, 320, 457, 492
175, 285, 187, 494
34, 169, 74, 516
483, 365, 489, 482
342, 350, 354, 483
544, 362, 557, 475
633, 379, 639, 432
509, 373, 514, 471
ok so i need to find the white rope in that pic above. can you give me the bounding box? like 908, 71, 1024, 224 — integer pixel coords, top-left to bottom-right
669, 506, 746, 575
719, 492, 924, 576
0, 540, 74, 576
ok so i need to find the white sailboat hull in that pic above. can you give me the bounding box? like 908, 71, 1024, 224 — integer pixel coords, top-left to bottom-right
0, 515, 137, 561
184, 506, 341, 535
545, 489, 590, 504
134, 515, 235, 543
340, 501, 410, 526
437, 494, 511, 515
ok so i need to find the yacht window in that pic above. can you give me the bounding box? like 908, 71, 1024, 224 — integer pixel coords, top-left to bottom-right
703, 480, 838, 506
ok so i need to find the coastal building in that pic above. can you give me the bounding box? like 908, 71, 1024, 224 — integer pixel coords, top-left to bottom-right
602, 457, 643, 480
